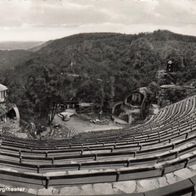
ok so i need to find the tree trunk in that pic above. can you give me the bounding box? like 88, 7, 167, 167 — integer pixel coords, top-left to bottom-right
48, 103, 57, 126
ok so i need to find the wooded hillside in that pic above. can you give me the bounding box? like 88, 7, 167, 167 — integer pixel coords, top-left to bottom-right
1, 30, 196, 123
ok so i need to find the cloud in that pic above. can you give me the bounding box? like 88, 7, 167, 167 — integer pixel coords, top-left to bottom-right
153, 0, 196, 26
0, 0, 195, 41
26, 0, 112, 27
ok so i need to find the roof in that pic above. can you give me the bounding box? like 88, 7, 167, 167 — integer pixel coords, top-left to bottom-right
0, 84, 8, 91
79, 102, 94, 107
160, 84, 183, 90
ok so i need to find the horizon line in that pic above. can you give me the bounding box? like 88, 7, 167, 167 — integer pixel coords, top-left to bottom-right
0, 29, 196, 42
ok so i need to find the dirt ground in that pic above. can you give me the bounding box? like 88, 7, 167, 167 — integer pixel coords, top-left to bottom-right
52, 115, 123, 138
0, 115, 123, 140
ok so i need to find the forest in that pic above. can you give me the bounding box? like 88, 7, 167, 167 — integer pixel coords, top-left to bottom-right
0, 30, 196, 125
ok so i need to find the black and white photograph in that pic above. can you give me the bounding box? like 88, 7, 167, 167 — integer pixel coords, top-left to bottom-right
0, 0, 196, 195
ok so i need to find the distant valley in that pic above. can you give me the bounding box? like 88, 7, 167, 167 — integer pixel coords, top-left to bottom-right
0, 41, 44, 70
0, 41, 43, 50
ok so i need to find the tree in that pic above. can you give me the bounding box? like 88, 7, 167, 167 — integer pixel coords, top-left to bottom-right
25, 63, 73, 126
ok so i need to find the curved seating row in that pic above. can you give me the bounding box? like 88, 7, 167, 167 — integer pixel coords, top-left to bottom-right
0, 95, 196, 195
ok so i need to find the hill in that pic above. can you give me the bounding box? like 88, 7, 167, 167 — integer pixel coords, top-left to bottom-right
1, 30, 196, 123
0, 50, 34, 70
29, 40, 53, 52
0, 41, 43, 70
33, 30, 196, 84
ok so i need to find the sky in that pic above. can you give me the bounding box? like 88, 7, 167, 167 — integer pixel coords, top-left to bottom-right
0, 0, 196, 41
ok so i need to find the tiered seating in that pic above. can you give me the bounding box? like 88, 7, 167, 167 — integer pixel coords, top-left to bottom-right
1, 95, 196, 195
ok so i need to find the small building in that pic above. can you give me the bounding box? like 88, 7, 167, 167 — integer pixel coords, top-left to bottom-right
0, 84, 8, 103
0, 84, 20, 123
